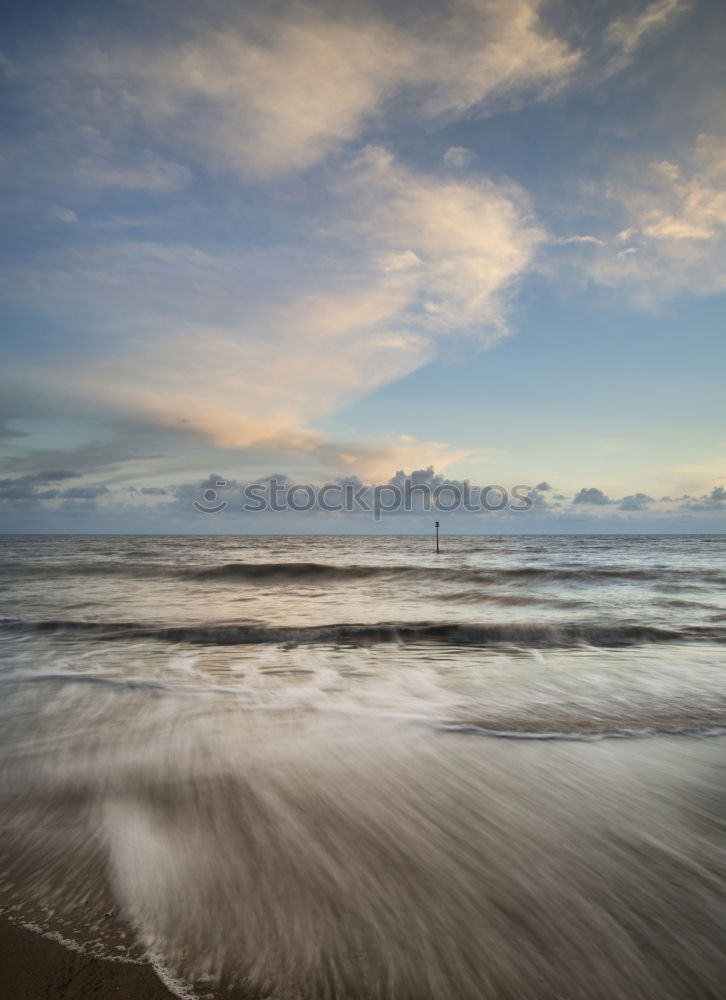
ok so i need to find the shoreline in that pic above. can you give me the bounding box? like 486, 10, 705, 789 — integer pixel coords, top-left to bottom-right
0, 916, 176, 1000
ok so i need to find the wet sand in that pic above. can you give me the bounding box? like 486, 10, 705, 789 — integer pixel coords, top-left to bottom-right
0, 918, 174, 1000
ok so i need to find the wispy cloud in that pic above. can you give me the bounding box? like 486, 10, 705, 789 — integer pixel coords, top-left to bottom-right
2, 150, 541, 457
605, 0, 691, 69
49, 206, 78, 223
5, 0, 579, 181
73, 150, 192, 191
443, 147, 475, 169
555, 134, 726, 304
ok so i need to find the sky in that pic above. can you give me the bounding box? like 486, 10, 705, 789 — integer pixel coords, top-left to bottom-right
0, 0, 724, 533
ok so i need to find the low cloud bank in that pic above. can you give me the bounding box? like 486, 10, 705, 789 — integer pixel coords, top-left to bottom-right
0, 467, 724, 533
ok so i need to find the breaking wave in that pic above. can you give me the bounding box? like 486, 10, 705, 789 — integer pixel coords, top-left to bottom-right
2, 615, 725, 647
188, 561, 726, 586
5, 559, 726, 588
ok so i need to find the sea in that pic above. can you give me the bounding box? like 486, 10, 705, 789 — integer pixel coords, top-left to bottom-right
1, 533, 726, 999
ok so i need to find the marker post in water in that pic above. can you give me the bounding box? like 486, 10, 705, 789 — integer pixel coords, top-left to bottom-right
435, 520, 440, 554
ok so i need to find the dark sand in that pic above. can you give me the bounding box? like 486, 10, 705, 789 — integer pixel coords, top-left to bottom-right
0, 917, 175, 999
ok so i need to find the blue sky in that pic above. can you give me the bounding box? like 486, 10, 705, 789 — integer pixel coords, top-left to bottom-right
0, 0, 724, 532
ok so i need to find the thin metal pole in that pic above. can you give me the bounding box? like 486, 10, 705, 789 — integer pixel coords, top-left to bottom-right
435, 520, 440, 554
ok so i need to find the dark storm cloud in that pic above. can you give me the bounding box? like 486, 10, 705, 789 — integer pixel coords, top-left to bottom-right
684, 485, 726, 511
34, 470, 82, 482
618, 493, 653, 511
0, 469, 81, 501
60, 484, 110, 499
572, 487, 612, 505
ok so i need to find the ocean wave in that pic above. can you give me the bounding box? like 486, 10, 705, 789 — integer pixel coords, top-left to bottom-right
3, 664, 726, 742
439, 722, 726, 742
435, 590, 588, 607
2, 616, 724, 648
188, 561, 726, 585
4, 558, 725, 587
0, 671, 167, 693
0, 560, 179, 579
3, 660, 726, 743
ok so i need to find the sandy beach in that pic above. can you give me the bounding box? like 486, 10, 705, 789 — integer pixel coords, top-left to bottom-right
2, 535, 726, 999
0, 918, 174, 1000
